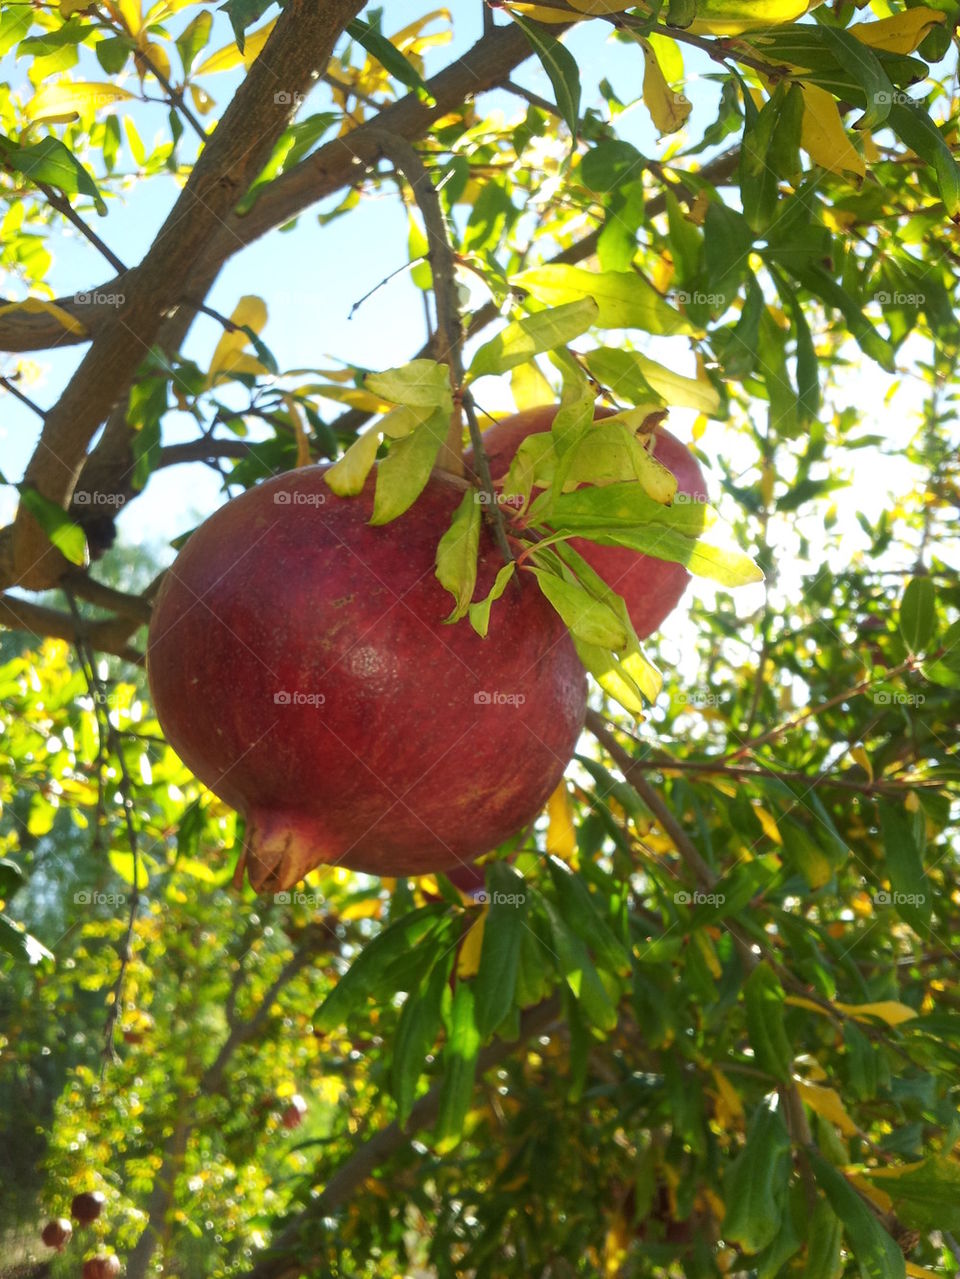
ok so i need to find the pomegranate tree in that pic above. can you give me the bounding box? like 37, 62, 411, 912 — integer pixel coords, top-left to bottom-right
148, 467, 586, 891
465, 406, 708, 638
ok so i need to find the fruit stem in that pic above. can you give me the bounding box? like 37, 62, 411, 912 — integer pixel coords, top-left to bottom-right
365, 128, 465, 477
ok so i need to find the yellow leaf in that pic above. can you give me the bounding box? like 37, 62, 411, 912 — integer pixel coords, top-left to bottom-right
847, 1171, 894, 1214
694, 931, 722, 979
457, 908, 487, 979
849, 745, 873, 783
834, 999, 917, 1027
341, 897, 382, 921
510, 362, 554, 412
796, 1081, 859, 1136
194, 19, 276, 76
711, 1067, 745, 1124
112, 0, 142, 34
26, 81, 137, 124
849, 8, 945, 56
503, 2, 578, 21
189, 84, 215, 115
205, 295, 267, 387
800, 84, 865, 181
0, 297, 87, 336
906, 1266, 936, 1279
690, 0, 824, 36
310, 385, 394, 414
139, 40, 171, 84
640, 37, 691, 136
324, 428, 381, 497
284, 395, 312, 468
546, 783, 576, 861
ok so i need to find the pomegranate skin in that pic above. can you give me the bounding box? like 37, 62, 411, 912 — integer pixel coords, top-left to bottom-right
147, 466, 586, 890
41, 1218, 72, 1250
466, 407, 708, 638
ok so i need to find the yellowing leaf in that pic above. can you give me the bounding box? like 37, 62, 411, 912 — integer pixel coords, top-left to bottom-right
849, 8, 945, 56
511, 362, 554, 411
800, 84, 865, 181
503, 2, 578, 21
0, 297, 87, 336
341, 897, 382, 920
546, 783, 576, 860
847, 1171, 894, 1214
139, 40, 171, 84
324, 428, 380, 497
906, 1266, 937, 1278
752, 805, 782, 846
711, 1067, 745, 1125
834, 999, 917, 1027
850, 745, 873, 783
640, 37, 691, 136
457, 908, 487, 979
113, 0, 142, 34
283, 395, 312, 468
689, 0, 823, 35
205, 296, 267, 387
796, 1081, 858, 1136
194, 18, 276, 76
26, 81, 137, 124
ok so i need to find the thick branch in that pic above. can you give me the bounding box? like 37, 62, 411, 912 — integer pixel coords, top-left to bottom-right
0, 592, 144, 663
5, 0, 366, 590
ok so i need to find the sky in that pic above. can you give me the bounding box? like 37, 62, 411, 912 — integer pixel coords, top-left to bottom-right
0, 2, 952, 674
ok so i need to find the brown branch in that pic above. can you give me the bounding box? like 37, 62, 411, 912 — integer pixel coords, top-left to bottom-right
61, 571, 153, 624
158, 439, 252, 469
0, 592, 144, 663
3, 0, 366, 591
0, 375, 46, 419
240, 995, 563, 1279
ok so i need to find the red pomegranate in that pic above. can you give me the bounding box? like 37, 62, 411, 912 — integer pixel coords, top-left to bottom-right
148, 466, 586, 891
281, 1093, 308, 1129
70, 1191, 104, 1224
41, 1218, 72, 1250
82, 1256, 121, 1279
465, 406, 708, 638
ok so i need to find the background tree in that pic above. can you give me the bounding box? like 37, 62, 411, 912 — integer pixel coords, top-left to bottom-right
1, 1, 960, 1277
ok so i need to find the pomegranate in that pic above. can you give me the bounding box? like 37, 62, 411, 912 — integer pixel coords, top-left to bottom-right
148, 466, 586, 891
82, 1256, 121, 1279
41, 1218, 72, 1250
281, 1093, 308, 1129
465, 406, 708, 638
70, 1191, 104, 1224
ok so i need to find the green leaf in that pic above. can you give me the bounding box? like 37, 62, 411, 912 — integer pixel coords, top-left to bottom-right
468, 562, 516, 638
581, 524, 764, 588
220, 0, 273, 53
108, 850, 149, 889
371, 408, 449, 525
546, 858, 631, 975
809, 1152, 905, 1279
744, 963, 793, 1083
513, 265, 694, 335
532, 480, 715, 537
392, 952, 450, 1124
899, 576, 936, 654
468, 299, 598, 381
877, 799, 931, 935
863, 1156, 960, 1233
314, 904, 449, 1030
17, 487, 86, 566
581, 139, 644, 192
0, 135, 106, 214
802, 1200, 844, 1279
347, 17, 434, 102
473, 863, 528, 1039
723, 1099, 792, 1253
511, 15, 581, 142
888, 101, 960, 218
0, 859, 23, 899
542, 898, 618, 1031
434, 981, 481, 1145
0, 914, 52, 965
176, 10, 212, 76
366, 359, 452, 410
531, 569, 629, 650
436, 490, 482, 622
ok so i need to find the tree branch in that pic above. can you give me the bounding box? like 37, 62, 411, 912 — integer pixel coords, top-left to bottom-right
0, 592, 145, 663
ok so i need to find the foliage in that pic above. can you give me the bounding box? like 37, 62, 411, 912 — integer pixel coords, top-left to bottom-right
0, 1, 959, 1277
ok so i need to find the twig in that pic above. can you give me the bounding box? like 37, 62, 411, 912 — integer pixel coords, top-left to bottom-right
35, 181, 127, 274
0, 375, 46, 419
62, 571, 153, 624
463, 389, 515, 569
348, 259, 426, 318
65, 590, 142, 1069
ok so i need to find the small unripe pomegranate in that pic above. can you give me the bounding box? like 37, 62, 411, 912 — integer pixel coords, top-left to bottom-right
281, 1093, 308, 1130
41, 1218, 72, 1250
148, 467, 586, 891
71, 1191, 105, 1224
465, 407, 708, 638
82, 1255, 121, 1279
